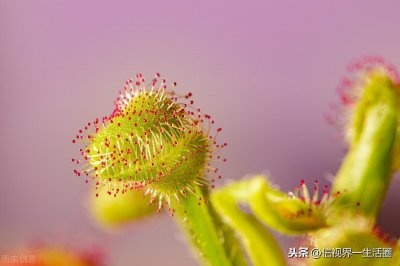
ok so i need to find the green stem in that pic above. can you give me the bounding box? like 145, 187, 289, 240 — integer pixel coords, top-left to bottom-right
212, 189, 285, 266
208, 200, 249, 266
332, 103, 396, 220
172, 186, 232, 266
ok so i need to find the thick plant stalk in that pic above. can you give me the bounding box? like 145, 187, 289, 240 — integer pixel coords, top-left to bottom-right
332, 103, 396, 219
207, 198, 249, 266
332, 73, 398, 220
211, 184, 285, 266
172, 186, 232, 266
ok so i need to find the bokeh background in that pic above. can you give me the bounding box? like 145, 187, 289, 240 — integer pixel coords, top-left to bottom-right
1, 0, 400, 265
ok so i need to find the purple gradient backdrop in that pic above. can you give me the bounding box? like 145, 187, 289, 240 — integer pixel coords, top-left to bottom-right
1, 1, 400, 265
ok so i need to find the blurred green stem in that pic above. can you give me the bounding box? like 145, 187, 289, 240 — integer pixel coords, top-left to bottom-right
172, 186, 233, 266
212, 185, 285, 266
332, 103, 396, 220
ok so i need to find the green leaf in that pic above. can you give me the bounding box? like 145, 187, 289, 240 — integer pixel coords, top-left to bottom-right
225, 176, 327, 235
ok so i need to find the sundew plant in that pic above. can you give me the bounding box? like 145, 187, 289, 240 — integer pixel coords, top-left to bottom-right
73, 57, 400, 266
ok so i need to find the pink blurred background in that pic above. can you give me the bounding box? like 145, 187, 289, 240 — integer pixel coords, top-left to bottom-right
1, 0, 400, 265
